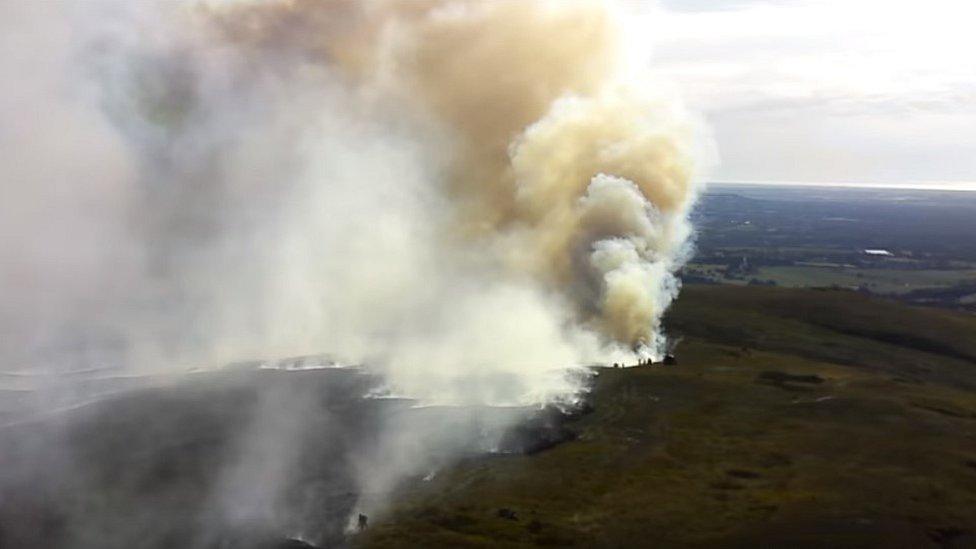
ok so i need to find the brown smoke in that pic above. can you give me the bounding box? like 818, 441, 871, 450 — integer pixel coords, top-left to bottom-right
204, 0, 701, 357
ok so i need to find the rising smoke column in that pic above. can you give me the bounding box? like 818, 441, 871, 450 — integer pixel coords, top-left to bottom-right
210, 0, 703, 361
0, 1, 708, 544
0, 0, 706, 406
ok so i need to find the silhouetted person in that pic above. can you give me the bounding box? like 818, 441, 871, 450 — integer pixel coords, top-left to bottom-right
497, 508, 518, 520
358, 513, 368, 532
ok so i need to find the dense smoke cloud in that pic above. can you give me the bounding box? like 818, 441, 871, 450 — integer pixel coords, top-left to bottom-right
211, 0, 701, 363
2, 0, 704, 399
0, 0, 707, 545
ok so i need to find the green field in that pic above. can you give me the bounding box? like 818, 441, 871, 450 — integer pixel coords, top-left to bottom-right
753, 266, 976, 294
756, 267, 976, 294
358, 286, 976, 548
686, 264, 976, 295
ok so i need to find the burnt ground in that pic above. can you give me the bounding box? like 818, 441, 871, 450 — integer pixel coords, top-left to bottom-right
0, 367, 561, 549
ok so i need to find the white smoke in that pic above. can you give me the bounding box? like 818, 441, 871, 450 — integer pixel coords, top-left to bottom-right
1, 0, 708, 399
0, 0, 710, 544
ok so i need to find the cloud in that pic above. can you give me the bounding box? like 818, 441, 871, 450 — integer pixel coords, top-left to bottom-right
646, 0, 976, 185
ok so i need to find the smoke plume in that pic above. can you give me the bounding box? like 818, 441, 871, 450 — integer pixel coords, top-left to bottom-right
0, 0, 707, 544
202, 0, 703, 370
2, 0, 704, 398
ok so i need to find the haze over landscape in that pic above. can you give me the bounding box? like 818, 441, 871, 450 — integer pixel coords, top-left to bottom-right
0, 1, 973, 548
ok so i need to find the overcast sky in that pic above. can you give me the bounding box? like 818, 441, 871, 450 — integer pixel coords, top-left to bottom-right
644, 0, 975, 188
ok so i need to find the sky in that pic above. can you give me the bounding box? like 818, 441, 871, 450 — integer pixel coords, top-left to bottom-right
644, 0, 976, 189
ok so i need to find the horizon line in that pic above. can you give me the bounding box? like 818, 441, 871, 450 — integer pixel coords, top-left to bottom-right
708, 179, 976, 192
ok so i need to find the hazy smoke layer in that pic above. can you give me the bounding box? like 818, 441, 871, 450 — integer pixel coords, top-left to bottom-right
0, 0, 704, 402
212, 0, 702, 365
0, 0, 706, 544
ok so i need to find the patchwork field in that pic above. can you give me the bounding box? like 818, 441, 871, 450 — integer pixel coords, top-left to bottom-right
686, 265, 976, 295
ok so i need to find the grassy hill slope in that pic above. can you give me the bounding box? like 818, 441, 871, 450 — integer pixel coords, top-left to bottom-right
360, 286, 976, 548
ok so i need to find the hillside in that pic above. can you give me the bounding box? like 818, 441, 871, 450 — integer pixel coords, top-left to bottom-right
360, 286, 976, 548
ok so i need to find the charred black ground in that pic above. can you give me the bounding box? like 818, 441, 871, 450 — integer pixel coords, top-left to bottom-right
0, 367, 570, 548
